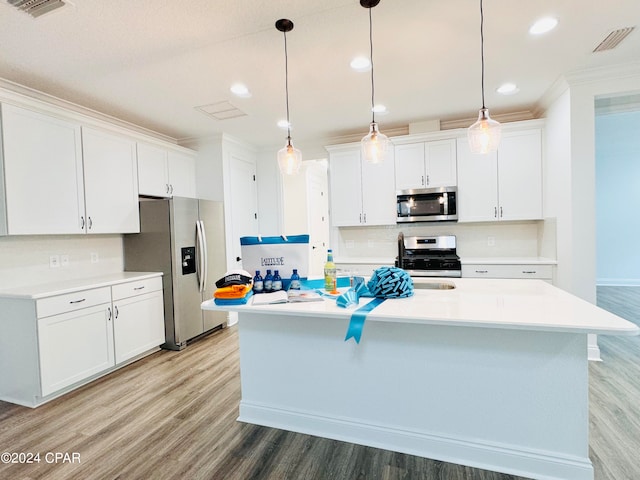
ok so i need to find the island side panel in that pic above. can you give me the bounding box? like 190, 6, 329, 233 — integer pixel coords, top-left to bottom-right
236, 311, 592, 480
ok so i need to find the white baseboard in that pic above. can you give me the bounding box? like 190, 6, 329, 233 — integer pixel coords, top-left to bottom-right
238, 401, 594, 480
596, 279, 640, 287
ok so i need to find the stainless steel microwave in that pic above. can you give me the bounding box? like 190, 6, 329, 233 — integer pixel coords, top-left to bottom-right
396, 187, 458, 223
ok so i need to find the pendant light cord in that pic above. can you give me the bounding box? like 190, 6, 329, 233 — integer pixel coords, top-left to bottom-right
480, 0, 486, 109
369, 6, 376, 123
283, 30, 292, 144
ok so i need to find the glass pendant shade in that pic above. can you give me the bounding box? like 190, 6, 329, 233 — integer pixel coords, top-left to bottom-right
278, 141, 302, 175
467, 108, 502, 154
361, 122, 389, 164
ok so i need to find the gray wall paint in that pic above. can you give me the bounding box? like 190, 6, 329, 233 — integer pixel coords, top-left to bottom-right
596, 109, 640, 285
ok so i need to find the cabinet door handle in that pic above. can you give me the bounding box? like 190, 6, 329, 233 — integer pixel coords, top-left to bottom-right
359, 213, 362, 223
426, 175, 430, 185
475, 270, 488, 274
421, 175, 425, 186
500, 206, 503, 218
133, 286, 145, 291
80, 216, 85, 229
107, 307, 112, 321
522, 270, 537, 274
494, 207, 497, 218
69, 298, 86, 304
363, 213, 367, 223
88, 217, 93, 230
170, 184, 174, 195
166, 184, 170, 194
115, 306, 119, 319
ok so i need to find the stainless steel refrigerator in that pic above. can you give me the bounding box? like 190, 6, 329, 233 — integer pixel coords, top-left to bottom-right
123, 197, 227, 350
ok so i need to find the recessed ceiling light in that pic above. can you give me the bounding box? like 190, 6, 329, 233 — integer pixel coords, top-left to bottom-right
372, 104, 388, 115
496, 83, 519, 95
277, 119, 290, 129
350, 56, 371, 72
230, 83, 251, 98
529, 17, 558, 35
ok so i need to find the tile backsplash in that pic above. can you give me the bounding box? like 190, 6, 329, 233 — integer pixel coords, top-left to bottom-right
333, 220, 555, 262
0, 235, 123, 290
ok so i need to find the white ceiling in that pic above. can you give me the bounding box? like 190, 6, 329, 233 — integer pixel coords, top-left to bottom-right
1, 0, 639, 149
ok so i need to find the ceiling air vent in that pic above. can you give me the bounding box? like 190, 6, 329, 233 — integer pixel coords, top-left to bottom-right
6, 0, 66, 18
593, 27, 635, 52
195, 101, 247, 121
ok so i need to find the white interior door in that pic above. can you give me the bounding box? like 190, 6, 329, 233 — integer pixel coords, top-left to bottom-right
228, 155, 259, 270
306, 161, 330, 278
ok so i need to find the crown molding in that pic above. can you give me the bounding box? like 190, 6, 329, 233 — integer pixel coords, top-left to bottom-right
0, 77, 178, 144
563, 61, 640, 86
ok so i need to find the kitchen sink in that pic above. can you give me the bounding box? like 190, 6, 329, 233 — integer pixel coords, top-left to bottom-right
413, 280, 456, 290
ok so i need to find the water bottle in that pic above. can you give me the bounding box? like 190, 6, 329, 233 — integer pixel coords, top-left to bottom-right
290, 269, 301, 290
264, 269, 273, 293
324, 249, 337, 292
253, 270, 264, 294
272, 270, 282, 291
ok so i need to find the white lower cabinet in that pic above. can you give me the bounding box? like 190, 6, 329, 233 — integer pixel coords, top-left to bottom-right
38, 302, 115, 397
462, 264, 553, 282
112, 277, 164, 364
0, 274, 164, 407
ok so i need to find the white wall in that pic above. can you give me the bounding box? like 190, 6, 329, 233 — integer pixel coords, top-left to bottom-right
189, 135, 224, 202
0, 235, 123, 290
595, 110, 640, 285
542, 88, 573, 293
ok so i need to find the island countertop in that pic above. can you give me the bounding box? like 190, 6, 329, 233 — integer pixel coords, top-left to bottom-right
202, 278, 639, 336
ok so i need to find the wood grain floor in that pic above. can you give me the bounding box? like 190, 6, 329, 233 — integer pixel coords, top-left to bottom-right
0, 286, 638, 480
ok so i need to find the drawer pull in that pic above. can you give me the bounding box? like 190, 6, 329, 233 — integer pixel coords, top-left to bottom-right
475, 270, 488, 274
133, 286, 145, 291
522, 270, 537, 274
69, 298, 86, 304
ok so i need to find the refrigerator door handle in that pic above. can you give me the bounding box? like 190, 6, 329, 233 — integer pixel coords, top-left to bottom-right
196, 220, 207, 293
199, 220, 208, 294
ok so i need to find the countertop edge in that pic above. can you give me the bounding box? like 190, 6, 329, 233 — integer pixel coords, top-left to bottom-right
0, 272, 163, 299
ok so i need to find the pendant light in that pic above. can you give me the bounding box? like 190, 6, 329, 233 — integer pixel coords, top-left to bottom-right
360, 0, 389, 164
467, 0, 502, 154
276, 18, 302, 175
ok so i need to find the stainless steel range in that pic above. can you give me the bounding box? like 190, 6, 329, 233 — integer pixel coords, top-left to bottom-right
396, 233, 462, 277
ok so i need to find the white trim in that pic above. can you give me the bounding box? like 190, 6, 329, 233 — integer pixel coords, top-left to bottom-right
0, 78, 178, 145
597, 279, 640, 287
239, 401, 594, 480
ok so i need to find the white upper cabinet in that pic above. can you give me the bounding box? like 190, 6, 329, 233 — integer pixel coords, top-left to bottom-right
328, 144, 396, 227
496, 129, 543, 221
457, 127, 542, 222
167, 150, 197, 198
137, 143, 170, 197
137, 143, 197, 198
395, 138, 457, 191
0, 103, 85, 235
81, 127, 139, 234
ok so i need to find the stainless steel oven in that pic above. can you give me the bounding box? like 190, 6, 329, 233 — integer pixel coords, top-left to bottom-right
396, 233, 461, 277
396, 187, 457, 223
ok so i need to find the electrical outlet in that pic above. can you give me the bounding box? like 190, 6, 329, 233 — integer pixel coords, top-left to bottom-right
90, 252, 99, 264
487, 236, 496, 247
61, 255, 69, 267
49, 255, 60, 268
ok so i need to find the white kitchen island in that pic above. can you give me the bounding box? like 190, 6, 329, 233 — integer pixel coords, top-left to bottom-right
201, 278, 638, 480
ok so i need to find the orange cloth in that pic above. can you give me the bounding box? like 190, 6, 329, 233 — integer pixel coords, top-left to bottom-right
213, 284, 252, 299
